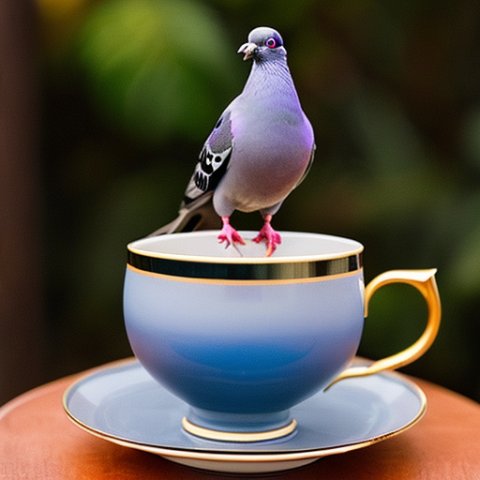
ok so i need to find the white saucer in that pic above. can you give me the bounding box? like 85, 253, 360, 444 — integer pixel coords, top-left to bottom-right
63, 359, 426, 474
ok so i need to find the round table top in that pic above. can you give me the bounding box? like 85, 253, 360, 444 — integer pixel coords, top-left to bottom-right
1, 359, 479, 479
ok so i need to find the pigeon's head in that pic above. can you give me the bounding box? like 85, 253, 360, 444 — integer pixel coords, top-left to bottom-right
238, 27, 286, 63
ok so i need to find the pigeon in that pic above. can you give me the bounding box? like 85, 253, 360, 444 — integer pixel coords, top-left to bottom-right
151, 26, 315, 256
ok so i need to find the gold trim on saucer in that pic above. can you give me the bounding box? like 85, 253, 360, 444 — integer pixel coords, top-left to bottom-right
181, 417, 297, 443
62, 358, 427, 474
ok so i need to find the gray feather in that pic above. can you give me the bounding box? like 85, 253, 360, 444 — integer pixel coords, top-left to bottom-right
148, 192, 219, 236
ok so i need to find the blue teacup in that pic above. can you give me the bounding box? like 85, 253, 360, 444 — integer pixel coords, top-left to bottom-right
123, 231, 440, 442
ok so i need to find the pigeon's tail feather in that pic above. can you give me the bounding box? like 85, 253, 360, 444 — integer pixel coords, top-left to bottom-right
147, 193, 219, 237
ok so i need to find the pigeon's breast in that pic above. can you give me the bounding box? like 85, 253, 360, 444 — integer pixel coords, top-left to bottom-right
218, 108, 314, 213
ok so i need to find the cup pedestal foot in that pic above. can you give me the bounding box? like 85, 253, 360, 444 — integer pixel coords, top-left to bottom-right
182, 416, 298, 443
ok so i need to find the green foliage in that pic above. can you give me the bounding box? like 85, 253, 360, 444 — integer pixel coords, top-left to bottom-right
77, 0, 239, 142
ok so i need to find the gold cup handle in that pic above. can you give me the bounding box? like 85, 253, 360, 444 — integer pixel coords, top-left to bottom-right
326, 269, 441, 389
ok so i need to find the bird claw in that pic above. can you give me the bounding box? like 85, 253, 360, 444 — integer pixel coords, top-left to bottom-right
253, 222, 282, 257
218, 223, 246, 249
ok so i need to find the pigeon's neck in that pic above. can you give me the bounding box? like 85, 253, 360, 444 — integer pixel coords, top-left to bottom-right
242, 58, 301, 106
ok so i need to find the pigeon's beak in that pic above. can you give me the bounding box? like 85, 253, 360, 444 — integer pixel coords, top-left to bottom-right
237, 42, 257, 61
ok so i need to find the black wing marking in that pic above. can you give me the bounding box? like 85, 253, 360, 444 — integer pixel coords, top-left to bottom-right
183, 110, 234, 205
184, 144, 232, 203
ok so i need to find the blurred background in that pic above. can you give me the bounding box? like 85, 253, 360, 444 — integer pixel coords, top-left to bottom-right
1, 0, 479, 404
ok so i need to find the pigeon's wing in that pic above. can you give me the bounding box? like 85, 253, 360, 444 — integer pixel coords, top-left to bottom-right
183, 109, 233, 205
147, 191, 219, 236
148, 109, 234, 237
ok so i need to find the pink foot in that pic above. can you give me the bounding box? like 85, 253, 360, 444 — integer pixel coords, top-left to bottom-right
253, 215, 282, 257
218, 216, 246, 249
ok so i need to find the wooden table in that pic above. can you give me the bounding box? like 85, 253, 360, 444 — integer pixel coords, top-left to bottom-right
1, 360, 479, 479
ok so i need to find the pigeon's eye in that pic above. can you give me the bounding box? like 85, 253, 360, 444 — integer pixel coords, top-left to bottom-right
265, 37, 277, 49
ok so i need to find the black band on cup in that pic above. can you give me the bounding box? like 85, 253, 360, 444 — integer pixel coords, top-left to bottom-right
127, 250, 363, 281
